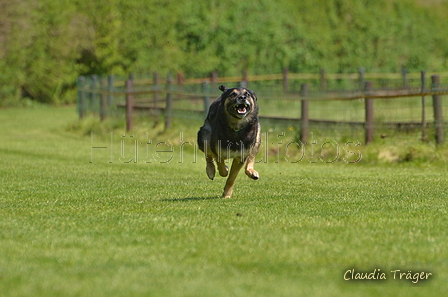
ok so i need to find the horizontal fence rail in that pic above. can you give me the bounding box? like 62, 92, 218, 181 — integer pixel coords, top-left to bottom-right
77, 69, 447, 145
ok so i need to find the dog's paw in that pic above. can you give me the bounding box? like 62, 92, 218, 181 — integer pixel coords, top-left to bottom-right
218, 165, 229, 177
222, 191, 232, 199
222, 186, 233, 198
245, 169, 259, 180
206, 163, 216, 180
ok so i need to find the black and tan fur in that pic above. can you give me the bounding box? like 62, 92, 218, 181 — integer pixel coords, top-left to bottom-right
197, 85, 261, 198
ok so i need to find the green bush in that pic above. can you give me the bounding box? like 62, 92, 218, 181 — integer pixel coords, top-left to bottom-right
1, 0, 447, 105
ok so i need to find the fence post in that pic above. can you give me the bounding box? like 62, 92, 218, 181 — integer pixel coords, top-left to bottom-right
90, 75, 98, 114
153, 72, 159, 109
211, 71, 218, 90
300, 83, 309, 144
125, 79, 133, 132
107, 75, 114, 110
364, 81, 374, 144
242, 69, 248, 88
177, 72, 184, 100
100, 78, 107, 121
239, 81, 247, 88
320, 68, 326, 90
358, 67, 365, 89
431, 75, 444, 145
283, 67, 289, 93
402, 66, 408, 88
203, 81, 210, 118
165, 74, 173, 131
77, 76, 86, 119
421, 71, 427, 141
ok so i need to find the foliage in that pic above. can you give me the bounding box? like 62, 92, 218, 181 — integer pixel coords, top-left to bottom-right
1, 0, 448, 104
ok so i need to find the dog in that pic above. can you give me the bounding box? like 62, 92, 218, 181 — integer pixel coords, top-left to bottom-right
197, 85, 261, 198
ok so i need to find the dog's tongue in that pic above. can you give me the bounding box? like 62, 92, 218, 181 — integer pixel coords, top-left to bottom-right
237, 107, 247, 114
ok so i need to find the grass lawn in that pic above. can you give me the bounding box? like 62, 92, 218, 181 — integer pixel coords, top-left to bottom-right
1, 106, 447, 296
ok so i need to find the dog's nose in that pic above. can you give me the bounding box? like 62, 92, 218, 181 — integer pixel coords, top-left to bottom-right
237, 97, 250, 106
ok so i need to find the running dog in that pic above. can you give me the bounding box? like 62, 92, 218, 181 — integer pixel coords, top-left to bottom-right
197, 85, 261, 198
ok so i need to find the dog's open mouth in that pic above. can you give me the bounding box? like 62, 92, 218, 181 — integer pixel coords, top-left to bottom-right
233, 103, 250, 116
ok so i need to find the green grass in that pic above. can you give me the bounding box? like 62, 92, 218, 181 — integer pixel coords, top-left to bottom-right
1, 106, 448, 296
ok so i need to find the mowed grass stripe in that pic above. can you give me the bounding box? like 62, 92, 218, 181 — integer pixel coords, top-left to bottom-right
1, 106, 447, 297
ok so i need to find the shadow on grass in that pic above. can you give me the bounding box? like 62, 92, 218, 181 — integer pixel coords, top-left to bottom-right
161, 196, 221, 202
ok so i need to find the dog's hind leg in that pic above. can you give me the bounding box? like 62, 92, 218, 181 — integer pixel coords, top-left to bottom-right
222, 158, 245, 198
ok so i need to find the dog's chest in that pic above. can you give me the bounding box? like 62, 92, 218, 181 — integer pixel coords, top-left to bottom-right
212, 128, 257, 159
213, 141, 252, 159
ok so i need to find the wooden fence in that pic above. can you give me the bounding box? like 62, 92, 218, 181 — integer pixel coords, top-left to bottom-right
76, 69, 448, 145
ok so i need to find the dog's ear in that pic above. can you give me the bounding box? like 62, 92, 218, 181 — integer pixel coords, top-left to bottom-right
250, 90, 257, 101
218, 85, 227, 92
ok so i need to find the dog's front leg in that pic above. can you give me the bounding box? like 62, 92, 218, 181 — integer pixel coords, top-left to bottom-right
222, 157, 245, 198
206, 155, 216, 180
245, 154, 259, 180
216, 159, 229, 177
245, 142, 260, 180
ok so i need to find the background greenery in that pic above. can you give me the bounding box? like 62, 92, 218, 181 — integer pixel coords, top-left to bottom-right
1, 0, 448, 104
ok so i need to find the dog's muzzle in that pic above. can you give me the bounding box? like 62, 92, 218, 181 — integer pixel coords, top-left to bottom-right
231, 97, 251, 118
